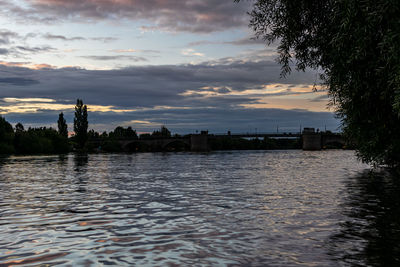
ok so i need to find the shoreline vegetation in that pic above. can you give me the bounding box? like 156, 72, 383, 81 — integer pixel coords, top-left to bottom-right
0, 99, 344, 155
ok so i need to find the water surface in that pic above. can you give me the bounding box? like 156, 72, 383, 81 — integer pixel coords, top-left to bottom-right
0, 150, 399, 266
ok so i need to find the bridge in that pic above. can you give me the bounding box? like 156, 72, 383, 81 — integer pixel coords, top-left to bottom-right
213, 132, 301, 138
89, 134, 209, 152
302, 131, 345, 150
89, 131, 345, 152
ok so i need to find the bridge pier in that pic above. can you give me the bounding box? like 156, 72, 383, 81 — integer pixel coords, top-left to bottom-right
190, 134, 209, 152
302, 127, 345, 150
302, 133, 322, 150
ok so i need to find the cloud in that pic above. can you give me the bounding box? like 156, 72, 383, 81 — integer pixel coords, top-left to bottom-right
80, 55, 148, 61
310, 94, 330, 102
0, 61, 56, 69
0, 29, 19, 45
0, 0, 251, 33
3, 97, 55, 103
188, 37, 266, 47
43, 33, 85, 41
0, 61, 31, 67
110, 49, 160, 54
111, 49, 137, 53
0, 58, 321, 107
90, 37, 118, 43
224, 37, 266, 46
41, 33, 118, 43
0, 45, 55, 59
0, 48, 9, 55
16, 45, 55, 53
181, 49, 205, 57
0, 77, 39, 86
0, 58, 336, 132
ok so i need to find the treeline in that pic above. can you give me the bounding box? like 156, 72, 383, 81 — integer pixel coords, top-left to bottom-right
0, 99, 86, 154
0, 99, 179, 154
0, 118, 69, 154
86, 125, 178, 152
0, 98, 306, 154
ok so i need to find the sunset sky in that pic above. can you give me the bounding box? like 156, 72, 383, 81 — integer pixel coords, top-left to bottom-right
0, 0, 338, 133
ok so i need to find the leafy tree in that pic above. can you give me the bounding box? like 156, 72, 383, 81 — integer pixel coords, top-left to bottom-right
15, 122, 24, 133
14, 127, 69, 154
13, 122, 24, 153
73, 99, 88, 149
152, 125, 171, 138
57, 112, 68, 138
0, 117, 14, 154
139, 133, 152, 140
88, 129, 99, 139
110, 126, 138, 139
100, 131, 108, 138
238, 0, 400, 167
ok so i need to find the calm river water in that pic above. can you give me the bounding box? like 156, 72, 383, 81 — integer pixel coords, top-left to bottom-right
1, 150, 399, 266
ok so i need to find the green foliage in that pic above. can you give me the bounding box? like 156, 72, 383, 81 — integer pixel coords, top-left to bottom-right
73, 99, 88, 149
109, 126, 138, 139
0, 117, 14, 154
152, 126, 171, 138
88, 129, 100, 139
15, 123, 24, 133
57, 112, 68, 138
139, 133, 152, 140
240, 0, 400, 167
102, 140, 123, 152
14, 126, 69, 154
0, 143, 15, 154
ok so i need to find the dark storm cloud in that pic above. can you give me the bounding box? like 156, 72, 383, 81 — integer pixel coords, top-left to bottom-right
0, 0, 251, 33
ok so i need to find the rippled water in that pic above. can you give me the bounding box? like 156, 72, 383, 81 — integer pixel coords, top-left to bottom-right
0, 150, 399, 266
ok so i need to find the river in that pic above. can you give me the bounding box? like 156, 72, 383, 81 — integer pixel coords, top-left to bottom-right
0, 150, 399, 266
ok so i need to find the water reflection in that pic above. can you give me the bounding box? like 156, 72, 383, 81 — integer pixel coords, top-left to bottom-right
74, 153, 88, 170
0, 156, 7, 170
58, 154, 68, 163
330, 169, 400, 266
73, 153, 89, 193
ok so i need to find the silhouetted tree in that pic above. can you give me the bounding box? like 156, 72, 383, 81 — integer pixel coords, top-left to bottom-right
13, 122, 24, 153
100, 131, 108, 138
14, 127, 69, 154
139, 133, 152, 140
57, 112, 68, 138
238, 0, 400, 167
88, 129, 99, 139
0, 117, 14, 154
73, 99, 88, 149
110, 126, 138, 139
152, 125, 171, 138
15, 122, 24, 133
